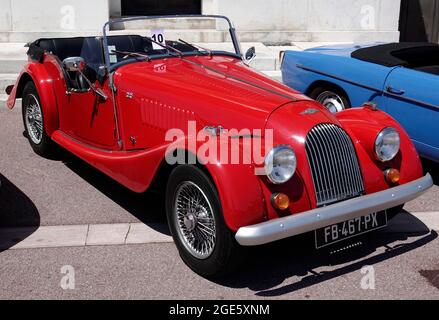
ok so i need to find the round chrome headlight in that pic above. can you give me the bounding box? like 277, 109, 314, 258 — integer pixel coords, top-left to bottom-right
375, 127, 400, 162
265, 145, 297, 184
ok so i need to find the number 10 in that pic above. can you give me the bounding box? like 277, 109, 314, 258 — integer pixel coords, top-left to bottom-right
152, 33, 164, 43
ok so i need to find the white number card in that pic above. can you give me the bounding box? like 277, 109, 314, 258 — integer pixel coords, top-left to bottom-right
151, 29, 166, 50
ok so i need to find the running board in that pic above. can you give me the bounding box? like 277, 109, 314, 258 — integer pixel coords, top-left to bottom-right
51, 130, 167, 193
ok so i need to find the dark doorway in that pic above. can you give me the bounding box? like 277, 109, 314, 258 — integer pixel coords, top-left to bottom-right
399, 0, 439, 43
121, 0, 202, 16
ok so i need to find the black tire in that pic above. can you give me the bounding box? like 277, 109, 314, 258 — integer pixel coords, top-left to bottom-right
309, 85, 351, 113
166, 165, 243, 278
22, 81, 57, 158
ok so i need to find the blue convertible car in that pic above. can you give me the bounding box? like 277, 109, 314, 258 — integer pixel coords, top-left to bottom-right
281, 42, 439, 162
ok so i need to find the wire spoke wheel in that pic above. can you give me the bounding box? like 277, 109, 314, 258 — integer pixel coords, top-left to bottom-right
316, 91, 346, 113
24, 94, 44, 145
174, 181, 217, 260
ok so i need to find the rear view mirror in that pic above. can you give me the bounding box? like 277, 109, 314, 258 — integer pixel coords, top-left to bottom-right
245, 47, 256, 63
63, 57, 107, 101
63, 57, 86, 72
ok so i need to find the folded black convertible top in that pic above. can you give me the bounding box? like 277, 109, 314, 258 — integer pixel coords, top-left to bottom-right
351, 42, 439, 67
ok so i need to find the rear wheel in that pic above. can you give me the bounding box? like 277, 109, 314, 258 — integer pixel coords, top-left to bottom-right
22, 82, 57, 158
166, 165, 242, 278
309, 85, 351, 113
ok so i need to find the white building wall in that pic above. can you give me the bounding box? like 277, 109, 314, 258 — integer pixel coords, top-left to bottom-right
209, 0, 401, 42
0, 0, 12, 32
0, 0, 401, 43
2, 0, 109, 32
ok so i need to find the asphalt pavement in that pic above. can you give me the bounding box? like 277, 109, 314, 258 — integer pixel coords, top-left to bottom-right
1, 103, 439, 299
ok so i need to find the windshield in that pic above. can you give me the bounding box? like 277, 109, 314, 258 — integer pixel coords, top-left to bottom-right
102, 15, 243, 70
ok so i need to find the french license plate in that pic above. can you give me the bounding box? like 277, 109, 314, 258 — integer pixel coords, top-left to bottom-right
315, 211, 388, 249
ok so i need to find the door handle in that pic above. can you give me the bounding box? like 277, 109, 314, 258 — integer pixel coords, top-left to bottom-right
386, 86, 405, 95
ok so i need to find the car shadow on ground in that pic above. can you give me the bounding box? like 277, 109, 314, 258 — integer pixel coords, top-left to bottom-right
61, 152, 170, 235
214, 213, 437, 297
422, 158, 439, 186
0, 174, 40, 252
40, 148, 438, 293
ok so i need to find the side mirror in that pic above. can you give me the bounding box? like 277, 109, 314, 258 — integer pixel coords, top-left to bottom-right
63, 57, 107, 101
63, 57, 86, 72
245, 46, 256, 63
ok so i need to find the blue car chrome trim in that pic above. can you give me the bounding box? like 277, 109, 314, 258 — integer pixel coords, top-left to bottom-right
235, 174, 433, 246
296, 63, 439, 112
297, 64, 383, 93
384, 88, 439, 111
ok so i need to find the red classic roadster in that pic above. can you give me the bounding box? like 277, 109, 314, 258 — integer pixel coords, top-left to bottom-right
5, 15, 433, 277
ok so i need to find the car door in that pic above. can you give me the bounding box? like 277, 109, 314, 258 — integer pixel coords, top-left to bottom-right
61, 85, 116, 148
383, 67, 439, 160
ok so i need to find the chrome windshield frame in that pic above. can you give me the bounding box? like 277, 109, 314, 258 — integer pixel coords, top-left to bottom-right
102, 14, 243, 71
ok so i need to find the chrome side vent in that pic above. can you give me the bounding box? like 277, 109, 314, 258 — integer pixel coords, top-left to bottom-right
305, 123, 364, 207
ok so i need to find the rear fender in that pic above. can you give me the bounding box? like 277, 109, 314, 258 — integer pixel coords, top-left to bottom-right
7, 62, 59, 137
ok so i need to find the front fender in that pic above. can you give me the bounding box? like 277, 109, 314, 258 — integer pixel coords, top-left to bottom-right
336, 106, 424, 189
204, 161, 266, 232
167, 136, 267, 232
7, 61, 59, 137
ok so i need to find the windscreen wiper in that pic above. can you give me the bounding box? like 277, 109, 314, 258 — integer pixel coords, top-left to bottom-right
144, 37, 184, 58
111, 50, 151, 62
178, 39, 213, 57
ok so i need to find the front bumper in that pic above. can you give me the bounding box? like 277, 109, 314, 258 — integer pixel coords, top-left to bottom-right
235, 174, 433, 246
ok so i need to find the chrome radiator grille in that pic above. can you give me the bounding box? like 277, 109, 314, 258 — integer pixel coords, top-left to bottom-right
305, 123, 364, 207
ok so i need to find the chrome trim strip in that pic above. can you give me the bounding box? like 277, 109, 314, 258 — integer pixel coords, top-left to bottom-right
297, 64, 383, 93
384, 89, 439, 111
298, 64, 439, 111
235, 174, 433, 246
